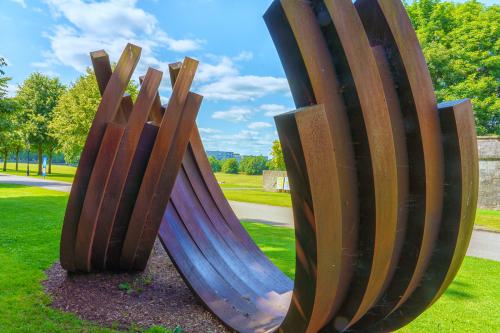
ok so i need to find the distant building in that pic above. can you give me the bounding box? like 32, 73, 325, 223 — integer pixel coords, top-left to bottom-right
206, 151, 242, 162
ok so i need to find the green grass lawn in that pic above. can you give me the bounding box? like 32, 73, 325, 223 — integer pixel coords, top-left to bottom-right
214, 172, 262, 188
1, 163, 498, 230
475, 209, 500, 232
0, 184, 498, 332
0, 184, 175, 333
245, 222, 500, 333
1, 162, 76, 183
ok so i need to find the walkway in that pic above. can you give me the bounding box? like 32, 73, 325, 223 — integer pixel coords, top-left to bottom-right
1, 173, 498, 261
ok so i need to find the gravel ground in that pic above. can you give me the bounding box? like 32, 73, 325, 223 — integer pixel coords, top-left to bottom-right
43, 240, 231, 333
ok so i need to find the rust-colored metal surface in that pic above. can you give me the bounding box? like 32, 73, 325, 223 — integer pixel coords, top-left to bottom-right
60, 0, 478, 331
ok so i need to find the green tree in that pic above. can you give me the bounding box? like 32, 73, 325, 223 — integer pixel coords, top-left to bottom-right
240, 155, 268, 175
268, 140, 286, 171
50, 68, 138, 164
0, 57, 10, 98
208, 156, 222, 173
0, 58, 22, 171
221, 158, 239, 174
17, 73, 65, 175
0, 98, 23, 171
406, 0, 499, 135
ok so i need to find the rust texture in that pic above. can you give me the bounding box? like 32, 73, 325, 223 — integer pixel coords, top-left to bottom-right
60, 1, 478, 332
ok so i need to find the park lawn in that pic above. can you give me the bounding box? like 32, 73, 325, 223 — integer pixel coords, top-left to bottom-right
0, 184, 498, 332
1, 162, 76, 183
213, 172, 263, 188
1, 163, 498, 230
475, 209, 500, 232
0, 184, 176, 333
244, 222, 500, 333
222, 188, 292, 207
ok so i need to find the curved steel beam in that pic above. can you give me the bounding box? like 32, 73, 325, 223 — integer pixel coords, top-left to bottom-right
59, 0, 478, 331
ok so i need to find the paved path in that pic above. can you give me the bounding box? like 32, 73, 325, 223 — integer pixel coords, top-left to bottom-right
1, 173, 499, 261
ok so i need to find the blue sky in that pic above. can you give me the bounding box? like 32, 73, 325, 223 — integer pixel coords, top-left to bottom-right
0, 0, 496, 156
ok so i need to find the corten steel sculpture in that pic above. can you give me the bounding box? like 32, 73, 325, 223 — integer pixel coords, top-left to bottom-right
60, 0, 479, 332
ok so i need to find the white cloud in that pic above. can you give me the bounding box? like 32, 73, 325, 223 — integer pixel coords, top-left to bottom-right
233, 51, 253, 61
166, 38, 204, 52
196, 56, 238, 82
37, 0, 203, 74
199, 75, 289, 101
248, 122, 272, 130
199, 127, 221, 134
212, 107, 252, 123
10, 0, 26, 8
259, 103, 290, 117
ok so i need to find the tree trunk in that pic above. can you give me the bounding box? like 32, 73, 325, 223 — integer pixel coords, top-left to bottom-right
26, 148, 30, 176
48, 149, 53, 174
37, 144, 43, 175
15, 147, 19, 171
2, 149, 7, 172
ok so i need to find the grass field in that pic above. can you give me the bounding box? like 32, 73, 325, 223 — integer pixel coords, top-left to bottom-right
475, 209, 500, 231
245, 223, 500, 332
0, 162, 76, 183
0, 184, 499, 332
0, 184, 177, 333
1, 163, 498, 230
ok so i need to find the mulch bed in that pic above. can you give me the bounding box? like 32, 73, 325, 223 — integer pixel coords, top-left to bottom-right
43, 240, 231, 333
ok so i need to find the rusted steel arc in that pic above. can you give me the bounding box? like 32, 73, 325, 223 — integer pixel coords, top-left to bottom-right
355, 0, 445, 310
348, 0, 445, 323
267, 0, 404, 329
269, 2, 359, 331
364, 100, 478, 332
60, 44, 141, 272
293, 105, 345, 333
74, 122, 125, 271
120, 58, 199, 270
159, 146, 292, 333
90, 61, 163, 271
190, 128, 293, 290
132, 92, 203, 270
183, 134, 293, 291
59, 0, 477, 328
139, 74, 164, 125
90, 50, 133, 125
74, 68, 163, 272
104, 123, 159, 270
315, 0, 403, 327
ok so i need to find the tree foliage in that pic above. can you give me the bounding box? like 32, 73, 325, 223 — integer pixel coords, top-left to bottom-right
208, 156, 222, 173
221, 158, 239, 174
0, 59, 22, 171
240, 155, 268, 175
268, 140, 286, 171
16, 73, 65, 173
50, 68, 138, 163
0, 57, 9, 99
406, 0, 499, 135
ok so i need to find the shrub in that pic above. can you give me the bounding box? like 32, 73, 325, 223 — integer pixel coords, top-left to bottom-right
240, 156, 268, 175
221, 158, 239, 174
208, 156, 221, 172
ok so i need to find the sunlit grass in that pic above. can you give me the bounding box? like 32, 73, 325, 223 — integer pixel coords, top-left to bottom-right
243, 221, 500, 332
1, 163, 498, 231
475, 209, 500, 232
0, 162, 76, 183
0, 184, 179, 333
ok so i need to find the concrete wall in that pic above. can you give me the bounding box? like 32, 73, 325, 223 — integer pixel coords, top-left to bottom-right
263, 137, 499, 210
478, 137, 499, 210
263, 170, 288, 192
